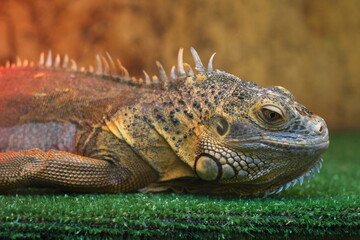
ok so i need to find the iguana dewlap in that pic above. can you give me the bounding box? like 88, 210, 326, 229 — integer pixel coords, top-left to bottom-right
0, 48, 329, 196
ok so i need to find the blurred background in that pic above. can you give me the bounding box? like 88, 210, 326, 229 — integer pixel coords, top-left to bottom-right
0, 0, 359, 131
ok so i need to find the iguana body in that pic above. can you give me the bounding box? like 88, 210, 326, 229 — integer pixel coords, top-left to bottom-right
0, 48, 329, 196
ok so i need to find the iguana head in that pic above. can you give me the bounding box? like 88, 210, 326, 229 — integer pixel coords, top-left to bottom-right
179, 48, 329, 196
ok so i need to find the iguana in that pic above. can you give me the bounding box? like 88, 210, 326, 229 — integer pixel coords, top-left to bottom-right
0, 48, 329, 196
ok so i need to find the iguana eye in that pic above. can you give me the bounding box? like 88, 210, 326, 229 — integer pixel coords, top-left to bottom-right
216, 117, 229, 136
259, 105, 284, 124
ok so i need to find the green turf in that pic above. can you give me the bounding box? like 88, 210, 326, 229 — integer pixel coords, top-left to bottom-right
0, 133, 359, 239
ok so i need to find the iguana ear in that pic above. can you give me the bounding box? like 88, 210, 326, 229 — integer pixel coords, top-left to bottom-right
215, 117, 229, 136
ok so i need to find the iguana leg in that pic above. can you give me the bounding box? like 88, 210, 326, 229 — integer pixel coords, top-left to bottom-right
0, 149, 158, 193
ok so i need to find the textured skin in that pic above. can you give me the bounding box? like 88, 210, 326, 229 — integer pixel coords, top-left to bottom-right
0, 49, 329, 196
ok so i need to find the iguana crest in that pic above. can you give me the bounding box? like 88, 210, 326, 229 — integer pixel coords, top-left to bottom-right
5, 48, 218, 89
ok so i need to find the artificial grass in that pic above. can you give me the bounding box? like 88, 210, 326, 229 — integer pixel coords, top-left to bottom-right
0, 133, 359, 239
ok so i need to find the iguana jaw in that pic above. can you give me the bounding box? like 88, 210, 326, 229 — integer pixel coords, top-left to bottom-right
192, 113, 329, 196
217, 156, 325, 196
193, 142, 328, 196
262, 157, 325, 197
238, 131, 328, 192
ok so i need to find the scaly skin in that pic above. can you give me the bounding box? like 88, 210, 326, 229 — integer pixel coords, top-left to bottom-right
0, 48, 329, 196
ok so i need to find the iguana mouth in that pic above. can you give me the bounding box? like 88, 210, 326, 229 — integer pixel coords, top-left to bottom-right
259, 139, 329, 152
229, 137, 329, 153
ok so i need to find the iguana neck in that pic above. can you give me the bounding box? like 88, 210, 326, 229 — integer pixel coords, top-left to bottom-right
105, 86, 201, 180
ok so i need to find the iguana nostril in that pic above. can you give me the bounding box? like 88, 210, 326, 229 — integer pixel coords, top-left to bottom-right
310, 117, 327, 136
317, 125, 324, 135
315, 119, 327, 135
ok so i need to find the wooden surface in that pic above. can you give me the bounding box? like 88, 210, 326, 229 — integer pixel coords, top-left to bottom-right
0, 0, 359, 130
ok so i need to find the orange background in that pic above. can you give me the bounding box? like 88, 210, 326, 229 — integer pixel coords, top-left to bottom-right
0, 0, 359, 131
